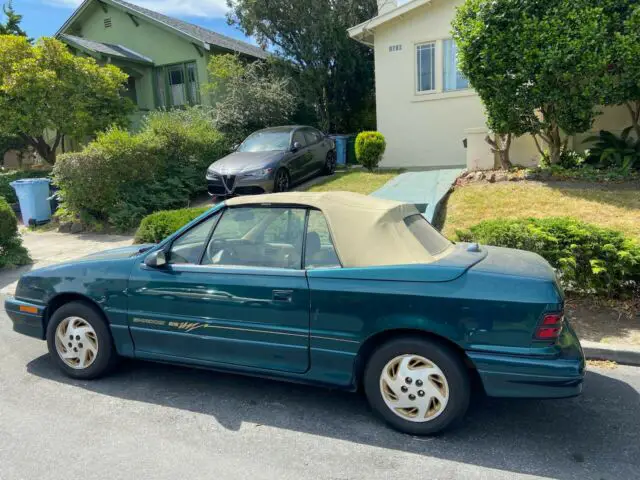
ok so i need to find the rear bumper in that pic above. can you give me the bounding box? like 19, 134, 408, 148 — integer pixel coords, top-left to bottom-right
469, 322, 585, 398
4, 296, 46, 340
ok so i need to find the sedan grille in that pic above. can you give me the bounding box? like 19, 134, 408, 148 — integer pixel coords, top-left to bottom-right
221, 175, 236, 194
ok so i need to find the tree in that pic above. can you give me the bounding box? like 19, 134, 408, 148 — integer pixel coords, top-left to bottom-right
0, 36, 132, 164
603, 2, 640, 139
453, 0, 611, 164
0, 1, 29, 40
206, 54, 298, 142
227, 0, 377, 133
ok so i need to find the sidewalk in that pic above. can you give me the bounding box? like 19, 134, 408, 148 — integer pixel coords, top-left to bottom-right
0, 229, 132, 296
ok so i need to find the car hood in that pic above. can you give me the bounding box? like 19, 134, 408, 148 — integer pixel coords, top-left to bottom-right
208, 151, 285, 173
81, 244, 155, 261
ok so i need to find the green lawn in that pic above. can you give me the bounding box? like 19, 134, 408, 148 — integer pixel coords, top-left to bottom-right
306, 170, 400, 195
442, 182, 640, 240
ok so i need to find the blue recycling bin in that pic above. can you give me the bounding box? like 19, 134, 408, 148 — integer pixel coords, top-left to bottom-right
330, 135, 350, 165
10, 178, 52, 225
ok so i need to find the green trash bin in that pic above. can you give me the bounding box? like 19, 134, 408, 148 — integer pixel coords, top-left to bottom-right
346, 135, 357, 165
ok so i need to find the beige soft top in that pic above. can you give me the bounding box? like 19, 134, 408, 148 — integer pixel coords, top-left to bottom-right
226, 191, 451, 267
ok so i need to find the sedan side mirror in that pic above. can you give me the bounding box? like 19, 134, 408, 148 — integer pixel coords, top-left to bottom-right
232, 143, 240, 151
144, 250, 167, 268
291, 141, 302, 152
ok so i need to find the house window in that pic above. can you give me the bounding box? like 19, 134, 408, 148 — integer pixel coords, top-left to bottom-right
123, 76, 138, 105
416, 42, 435, 92
443, 39, 469, 91
154, 62, 200, 108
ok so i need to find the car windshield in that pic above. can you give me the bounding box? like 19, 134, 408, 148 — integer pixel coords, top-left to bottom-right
238, 131, 291, 153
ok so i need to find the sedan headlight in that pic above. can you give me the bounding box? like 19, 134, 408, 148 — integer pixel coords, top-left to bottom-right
242, 167, 274, 179
206, 168, 219, 180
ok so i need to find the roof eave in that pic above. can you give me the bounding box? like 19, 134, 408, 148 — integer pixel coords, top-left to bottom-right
347, 0, 433, 45
56, 0, 208, 49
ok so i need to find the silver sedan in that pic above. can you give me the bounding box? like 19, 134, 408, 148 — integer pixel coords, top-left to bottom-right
206, 126, 337, 197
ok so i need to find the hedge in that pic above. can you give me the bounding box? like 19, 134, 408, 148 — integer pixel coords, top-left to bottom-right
134, 206, 209, 244
54, 107, 229, 231
456, 217, 640, 296
0, 169, 52, 204
0, 196, 31, 268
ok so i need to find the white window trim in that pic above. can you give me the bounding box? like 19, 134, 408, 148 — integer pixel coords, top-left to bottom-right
414, 38, 472, 97
415, 41, 437, 94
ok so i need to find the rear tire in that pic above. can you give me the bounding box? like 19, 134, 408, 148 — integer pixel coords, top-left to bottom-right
363, 337, 470, 435
323, 150, 337, 175
46, 301, 118, 380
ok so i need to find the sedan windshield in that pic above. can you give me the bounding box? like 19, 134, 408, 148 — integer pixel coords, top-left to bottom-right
238, 131, 291, 153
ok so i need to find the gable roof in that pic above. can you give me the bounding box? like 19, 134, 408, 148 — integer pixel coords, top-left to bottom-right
56, 0, 268, 60
60, 34, 153, 64
348, 0, 433, 46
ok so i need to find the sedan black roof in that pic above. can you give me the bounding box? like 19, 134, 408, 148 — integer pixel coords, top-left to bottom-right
254, 126, 310, 134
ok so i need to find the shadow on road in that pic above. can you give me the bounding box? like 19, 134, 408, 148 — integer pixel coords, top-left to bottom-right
27, 355, 639, 478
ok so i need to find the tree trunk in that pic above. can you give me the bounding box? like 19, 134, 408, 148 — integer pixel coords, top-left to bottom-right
485, 133, 513, 169
19, 133, 59, 165
541, 123, 563, 164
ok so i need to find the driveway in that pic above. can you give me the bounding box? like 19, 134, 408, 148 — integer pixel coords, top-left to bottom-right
0, 303, 638, 480
0, 230, 132, 296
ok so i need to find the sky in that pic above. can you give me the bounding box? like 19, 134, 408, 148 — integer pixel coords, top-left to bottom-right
14, 0, 254, 43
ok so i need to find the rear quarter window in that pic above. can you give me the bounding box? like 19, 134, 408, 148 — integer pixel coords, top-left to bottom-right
404, 214, 451, 256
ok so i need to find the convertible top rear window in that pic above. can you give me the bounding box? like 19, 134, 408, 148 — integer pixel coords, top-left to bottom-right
404, 214, 451, 256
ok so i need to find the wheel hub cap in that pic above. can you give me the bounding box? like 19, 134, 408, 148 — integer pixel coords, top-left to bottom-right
379, 354, 449, 422
55, 317, 99, 370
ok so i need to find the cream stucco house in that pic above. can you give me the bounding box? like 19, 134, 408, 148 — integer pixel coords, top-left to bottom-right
348, 0, 630, 170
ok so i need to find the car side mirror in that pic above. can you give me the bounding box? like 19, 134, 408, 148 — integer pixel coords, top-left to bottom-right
291, 141, 302, 152
144, 250, 167, 268
232, 143, 240, 151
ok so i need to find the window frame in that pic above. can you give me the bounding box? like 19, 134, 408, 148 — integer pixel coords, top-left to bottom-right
163, 206, 343, 271
414, 38, 471, 97
153, 60, 200, 109
442, 39, 470, 92
416, 41, 436, 94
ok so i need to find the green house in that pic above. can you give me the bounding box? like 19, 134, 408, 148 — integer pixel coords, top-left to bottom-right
56, 0, 267, 126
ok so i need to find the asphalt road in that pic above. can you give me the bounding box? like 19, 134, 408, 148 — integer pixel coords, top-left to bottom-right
1, 300, 639, 480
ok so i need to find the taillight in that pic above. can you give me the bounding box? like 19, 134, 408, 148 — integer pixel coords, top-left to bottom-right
534, 313, 563, 340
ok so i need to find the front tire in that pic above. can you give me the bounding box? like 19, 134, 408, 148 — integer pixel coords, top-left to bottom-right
363, 337, 470, 435
273, 169, 290, 192
46, 301, 118, 380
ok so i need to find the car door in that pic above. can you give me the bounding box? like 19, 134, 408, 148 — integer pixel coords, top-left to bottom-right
286, 130, 313, 182
302, 128, 326, 175
127, 206, 310, 374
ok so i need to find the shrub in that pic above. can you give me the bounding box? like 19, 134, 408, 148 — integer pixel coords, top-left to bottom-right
0, 168, 52, 204
54, 108, 229, 231
456, 217, 640, 296
539, 150, 586, 169
355, 131, 386, 171
0, 196, 30, 268
584, 129, 640, 172
134, 206, 209, 244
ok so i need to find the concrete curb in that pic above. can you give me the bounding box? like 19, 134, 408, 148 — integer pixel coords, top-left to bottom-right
581, 340, 640, 366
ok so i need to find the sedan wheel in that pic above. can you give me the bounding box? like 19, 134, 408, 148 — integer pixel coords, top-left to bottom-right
364, 338, 469, 435
323, 150, 337, 175
273, 169, 290, 192
46, 301, 118, 379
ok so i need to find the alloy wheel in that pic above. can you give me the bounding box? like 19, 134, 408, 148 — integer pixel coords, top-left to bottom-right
274, 170, 289, 192
379, 354, 450, 422
326, 151, 337, 174
54, 316, 99, 370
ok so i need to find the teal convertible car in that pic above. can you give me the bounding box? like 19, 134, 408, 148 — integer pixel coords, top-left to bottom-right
5, 192, 585, 435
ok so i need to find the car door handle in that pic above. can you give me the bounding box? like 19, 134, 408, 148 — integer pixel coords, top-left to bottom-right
272, 290, 293, 303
